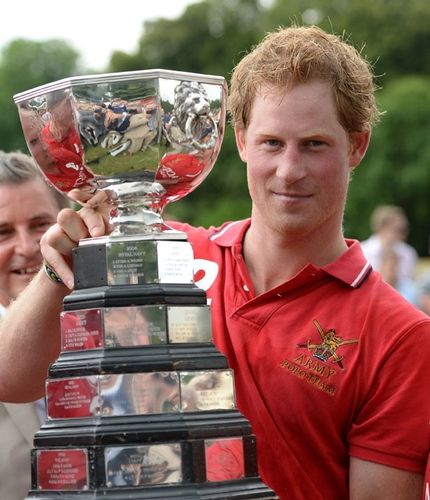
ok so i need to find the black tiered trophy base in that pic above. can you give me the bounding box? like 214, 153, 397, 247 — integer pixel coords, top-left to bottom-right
27, 479, 274, 499
29, 412, 275, 498
26, 242, 277, 499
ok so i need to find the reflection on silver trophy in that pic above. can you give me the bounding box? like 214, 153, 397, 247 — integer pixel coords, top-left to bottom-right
14, 70, 227, 237
105, 443, 183, 487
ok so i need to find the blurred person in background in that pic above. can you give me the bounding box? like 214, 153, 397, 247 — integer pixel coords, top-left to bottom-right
361, 204, 418, 281
377, 243, 419, 305
0, 150, 68, 500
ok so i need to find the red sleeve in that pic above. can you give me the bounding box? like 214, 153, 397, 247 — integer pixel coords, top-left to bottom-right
348, 321, 430, 474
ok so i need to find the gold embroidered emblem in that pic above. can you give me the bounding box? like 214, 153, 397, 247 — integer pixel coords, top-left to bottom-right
297, 320, 358, 369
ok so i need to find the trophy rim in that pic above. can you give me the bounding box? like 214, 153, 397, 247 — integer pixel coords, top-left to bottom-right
13, 68, 227, 103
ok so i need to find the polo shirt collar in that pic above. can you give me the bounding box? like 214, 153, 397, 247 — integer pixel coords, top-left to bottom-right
209, 219, 372, 289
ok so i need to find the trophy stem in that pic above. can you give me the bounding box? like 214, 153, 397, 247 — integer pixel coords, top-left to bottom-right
109, 201, 178, 237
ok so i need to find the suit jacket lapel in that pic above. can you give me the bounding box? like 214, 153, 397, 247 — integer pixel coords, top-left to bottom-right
3, 402, 41, 445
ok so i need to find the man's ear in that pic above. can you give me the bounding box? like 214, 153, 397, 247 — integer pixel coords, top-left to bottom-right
349, 129, 371, 169
234, 126, 248, 163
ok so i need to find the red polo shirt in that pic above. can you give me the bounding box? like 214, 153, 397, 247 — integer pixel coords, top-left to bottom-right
170, 219, 430, 500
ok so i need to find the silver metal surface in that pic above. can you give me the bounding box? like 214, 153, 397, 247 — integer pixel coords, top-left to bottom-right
105, 443, 182, 487
180, 370, 236, 411
167, 305, 212, 343
14, 69, 227, 236
104, 305, 167, 347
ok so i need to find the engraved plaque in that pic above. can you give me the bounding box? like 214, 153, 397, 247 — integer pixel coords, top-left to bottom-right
157, 241, 194, 283
180, 370, 236, 411
61, 309, 103, 351
106, 240, 194, 286
100, 372, 180, 416
168, 305, 212, 343
46, 377, 99, 419
104, 305, 167, 347
205, 437, 245, 482
105, 444, 182, 487
36, 449, 89, 490
107, 241, 158, 285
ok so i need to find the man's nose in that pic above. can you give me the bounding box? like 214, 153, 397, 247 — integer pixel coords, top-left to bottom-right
14, 231, 40, 257
276, 145, 306, 182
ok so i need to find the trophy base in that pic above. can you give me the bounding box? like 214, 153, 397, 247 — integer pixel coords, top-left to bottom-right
64, 283, 207, 309
34, 410, 254, 445
29, 413, 278, 499
49, 343, 228, 378
26, 478, 277, 499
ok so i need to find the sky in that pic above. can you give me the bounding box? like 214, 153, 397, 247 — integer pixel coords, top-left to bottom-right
1, 0, 199, 70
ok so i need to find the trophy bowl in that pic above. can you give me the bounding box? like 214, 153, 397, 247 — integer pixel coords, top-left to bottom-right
14, 69, 227, 238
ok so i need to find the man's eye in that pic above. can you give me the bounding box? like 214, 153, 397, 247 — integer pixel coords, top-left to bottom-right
265, 139, 280, 147
0, 229, 13, 240
32, 222, 52, 231
307, 140, 325, 147
30, 220, 54, 232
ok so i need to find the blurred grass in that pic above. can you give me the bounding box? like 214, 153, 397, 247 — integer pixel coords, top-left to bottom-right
84, 146, 163, 176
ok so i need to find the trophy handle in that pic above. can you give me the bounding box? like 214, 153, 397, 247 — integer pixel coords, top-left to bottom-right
165, 113, 218, 151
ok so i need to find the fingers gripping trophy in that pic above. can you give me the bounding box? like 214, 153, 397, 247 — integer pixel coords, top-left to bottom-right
15, 70, 276, 498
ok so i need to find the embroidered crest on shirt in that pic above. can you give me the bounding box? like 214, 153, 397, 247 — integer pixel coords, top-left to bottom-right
280, 320, 359, 396
297, 320, 358, 369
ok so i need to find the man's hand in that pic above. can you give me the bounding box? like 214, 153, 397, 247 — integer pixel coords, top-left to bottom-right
41, 189, 113, 289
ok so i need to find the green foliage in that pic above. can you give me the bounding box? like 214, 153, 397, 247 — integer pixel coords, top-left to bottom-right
266, 0, 430, 79
109, 0, 264, 77
0, 39, 80, 152
345, 75, 430, 254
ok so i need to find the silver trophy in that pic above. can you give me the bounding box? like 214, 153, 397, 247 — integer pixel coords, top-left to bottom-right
14, 71, 276, 499
14, 69, 225, 237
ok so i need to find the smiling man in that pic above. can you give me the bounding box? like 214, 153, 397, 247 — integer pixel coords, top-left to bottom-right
0, 150, 68, 500
0, 150, 67, 307
0, 27, 429, 500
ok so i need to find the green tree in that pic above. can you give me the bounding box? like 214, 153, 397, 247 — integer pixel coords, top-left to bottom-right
345, 75, 430, 255
266, 0, 430, 79
0, 39, 80, 151
109, 0, 265, 76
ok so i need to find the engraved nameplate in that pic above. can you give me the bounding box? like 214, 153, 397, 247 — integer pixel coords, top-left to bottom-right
36, 449, 89, 490
105, 443, 182, 487
61, 309, 103, 351
156, 241, 194, 283
46, 377, 99, 419
167, 305, 212, 343
180, 370, 235, 411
